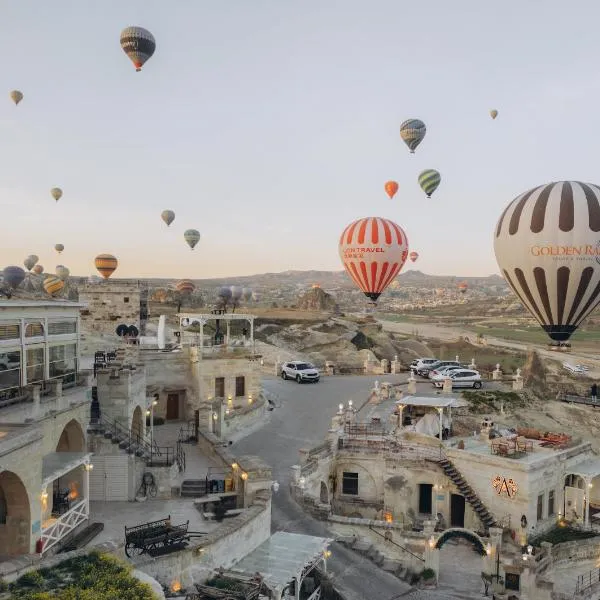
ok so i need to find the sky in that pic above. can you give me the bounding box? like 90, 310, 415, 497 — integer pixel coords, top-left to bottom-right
2, 0, 600, 279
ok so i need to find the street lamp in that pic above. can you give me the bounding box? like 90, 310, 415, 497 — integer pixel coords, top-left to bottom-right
147, 398, 158, 447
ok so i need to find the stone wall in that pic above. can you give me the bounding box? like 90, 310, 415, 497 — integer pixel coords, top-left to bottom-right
223, 396, 266, 436
551, 537, 600, 563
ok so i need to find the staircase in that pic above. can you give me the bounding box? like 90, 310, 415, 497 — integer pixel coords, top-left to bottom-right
180, 480, 207, 498
87, 417, 158, 462
438, 457, 496, 530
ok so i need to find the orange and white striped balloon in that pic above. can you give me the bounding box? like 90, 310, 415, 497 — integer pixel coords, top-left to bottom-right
409, 251, 419, 262
339, 217, 409, 302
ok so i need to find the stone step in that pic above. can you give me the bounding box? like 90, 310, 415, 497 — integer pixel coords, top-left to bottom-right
396, 565, 408, 579
352, 540, 373, 554
382, 558, 402, 573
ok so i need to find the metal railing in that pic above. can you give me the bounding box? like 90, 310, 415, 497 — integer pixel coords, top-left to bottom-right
575, 567, 600, 594
558, 392, 599, 407
176, 440, 186, 472
368, 524, 425, 563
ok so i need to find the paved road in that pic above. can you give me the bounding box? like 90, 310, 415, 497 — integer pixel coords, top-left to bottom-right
232, 375, 416, 600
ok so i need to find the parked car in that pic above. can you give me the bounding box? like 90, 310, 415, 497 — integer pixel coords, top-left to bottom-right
432, 369, 482, 389
429, 365, 464, 381
411, 358, 438, 374
281, 361, 320, 383
0, 352, 19, 371
417, 360, 461, 378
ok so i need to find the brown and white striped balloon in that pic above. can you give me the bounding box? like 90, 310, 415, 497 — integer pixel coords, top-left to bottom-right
494, 181, 600, 342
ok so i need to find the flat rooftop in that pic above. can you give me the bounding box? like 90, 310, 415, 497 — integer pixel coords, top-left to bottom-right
0, 300, 85, 308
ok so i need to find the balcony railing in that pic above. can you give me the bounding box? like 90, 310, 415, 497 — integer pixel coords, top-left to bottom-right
41, 498, 88, 554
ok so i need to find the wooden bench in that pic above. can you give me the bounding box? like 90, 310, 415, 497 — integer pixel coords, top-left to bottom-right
202, 509, 244, 520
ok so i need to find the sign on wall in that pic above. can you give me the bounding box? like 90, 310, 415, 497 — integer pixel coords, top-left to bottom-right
492, 476, 518, 498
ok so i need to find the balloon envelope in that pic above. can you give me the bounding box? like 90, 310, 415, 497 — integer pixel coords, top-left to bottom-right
120, 26, 156, 71
176, 279, 195, 295
184, 229, 201, 250
51, 188, 62, 202
339, 217, 409, 302
44, 275, 64, 297
384, 181, 399, 199
56, 265, 70, 281
409, 251, 419, 263
490, 109, 498, 119
55, 244, 64, 253
161, 210, 175, 226
94, 254, 118, 279
10, 90, 23, 105
24, 255, 38, 271
242, 287, 252, 301
494, 180, 600, 343
32, 265, 43, 275
230, 286, 243, 301
2, 266, 26, 289
400, 119, 426, 153
418, 170, 441, 198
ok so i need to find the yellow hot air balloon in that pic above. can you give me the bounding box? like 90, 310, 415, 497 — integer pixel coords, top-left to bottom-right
490, 109, 498, 120
94, 254, 118, 279
43, 275, 64, 297
51, 187, 63, 202
10, 90, 23, 105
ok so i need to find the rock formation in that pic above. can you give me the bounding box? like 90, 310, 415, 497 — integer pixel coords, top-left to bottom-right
296, 286, 338, 312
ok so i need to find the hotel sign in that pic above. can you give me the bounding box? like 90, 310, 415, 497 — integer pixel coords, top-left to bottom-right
492, 476, 518, 498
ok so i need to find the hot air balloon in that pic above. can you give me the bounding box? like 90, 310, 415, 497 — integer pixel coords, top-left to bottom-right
458, 282, 468, 294
161, 210, 175, 226
176, 279, 195, 295
184, 229, 201, 250
120, 26, 156, 72
44, 275, 64, 297
494, 181, 600, 344
50, 188, 62, 202
490, 109, 498, 120
24, 255, 38, 271
339, 217, 409, 303
385, 181, 399, 199
400, 119, 426, 153
217, 286, 232, 307
2, 266, 26, 289
242, 287, 252, 302
56, 265, 70, 281
55, 244, 64, 254
32, 265, 43, 275
94, 254, 118, 279
10, 90, 23, 105
409, 251, 419, 263
418, 170, 441, 198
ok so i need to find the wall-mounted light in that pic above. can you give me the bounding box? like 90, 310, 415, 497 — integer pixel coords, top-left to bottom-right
323, 550, 332, 559
146, 409, 151, 416
152, 399, 158, 407
248, 397, 253, 404
527, 545, 533, 555
231, 462, 238, 470
225, 409, 230, 415
428, 536, 436, 549
84, 464, 94, 471
486, 543, 492, 556
338, 403, 344, 413
227, 396, 233, 406
41, 491, 48, 500
272, 481, 280, 493
589, 483, 594, 489
348, 400, 353, 408
212, 412, 218, 421
241, 472, 248, 481
298, 476, 306, 489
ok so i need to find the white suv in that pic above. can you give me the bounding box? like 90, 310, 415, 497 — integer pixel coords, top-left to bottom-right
281, 361, 320, 383
432, 369, 482, 389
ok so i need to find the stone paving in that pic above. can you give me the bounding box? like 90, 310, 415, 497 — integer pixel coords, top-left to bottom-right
549, 557, 599, 595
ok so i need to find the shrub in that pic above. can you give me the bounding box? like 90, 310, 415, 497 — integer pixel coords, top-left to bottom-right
421, 568, 436, 581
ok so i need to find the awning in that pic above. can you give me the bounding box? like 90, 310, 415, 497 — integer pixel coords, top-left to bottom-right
396, 395, 469, 409
230, 532, 332, 591
42, 452, 92, 487
566, 459, 600, 480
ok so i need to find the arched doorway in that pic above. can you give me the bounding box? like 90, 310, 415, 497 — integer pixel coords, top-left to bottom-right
435, 528, 486, 555
131, 406, 144, 441
0, 470, 31, 556
564, 474, 586, 522
320, 481, 329, 504
56, 419, 85, 452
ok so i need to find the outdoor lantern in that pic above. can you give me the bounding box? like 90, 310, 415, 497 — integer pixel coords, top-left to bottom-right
520, 515, 528, 529
272, 481, 280, 493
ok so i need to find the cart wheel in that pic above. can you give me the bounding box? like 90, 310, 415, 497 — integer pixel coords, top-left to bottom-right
149, 483, 158, 498
125, 542, 144, 558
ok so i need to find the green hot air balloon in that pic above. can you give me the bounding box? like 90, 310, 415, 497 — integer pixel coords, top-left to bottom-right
161, 210, 175, 226
418, 169, 441, 198
184, 229, 201, 250
400, 119, 426, 153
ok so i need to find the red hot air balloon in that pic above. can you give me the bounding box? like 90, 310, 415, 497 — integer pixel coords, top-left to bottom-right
339, 217, 409, 303
409, 251, 419, 263
384, 181, 399, 199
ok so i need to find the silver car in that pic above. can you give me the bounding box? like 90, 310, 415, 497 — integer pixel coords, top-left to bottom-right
432, 369, 482, 389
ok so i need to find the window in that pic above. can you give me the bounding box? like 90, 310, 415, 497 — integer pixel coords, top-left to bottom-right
0, 350, 21, 391
235, 376, 245, 397
49, 344, 77, 379
537, 493, 544, 520
0, 323, 19, 341
215, 377, 225, 398
342, 472, 359, 495
25, 322, 44, 337
26, 347, 44, 384
0, 486, 6, 524
47, 320, 77, 335
124, 297, 129, 303
548, 490, 555, 517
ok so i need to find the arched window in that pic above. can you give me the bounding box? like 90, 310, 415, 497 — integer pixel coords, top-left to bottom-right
0, 485, 7, 524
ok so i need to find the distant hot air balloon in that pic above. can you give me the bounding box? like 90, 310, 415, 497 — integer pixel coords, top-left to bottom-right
218, 286, 233, 307
400, 119, 426, 153
56, 265, 70, 281
458, 282, 468, 294
120, 26, 156, 72
50, 188, 62, 202
242, 287, 252, 302
409, 251, 419, 263
44, 275, 64, 297
230, 286, 243, 302
32, 265, 43, 275
161, 210, 175, 226
10, 90, 23, 105
184, 229, 201, 250
54, 244, 64, 254
418, 170, 441, 198
24, 255, 38, 271
384, 181, 399, 199
494, 181, 600, 344
94, 254, 118, 279
176, 279, 195, 295
490, 109, 498, 120
339, 217, 409, 303
2, 266, 26, 289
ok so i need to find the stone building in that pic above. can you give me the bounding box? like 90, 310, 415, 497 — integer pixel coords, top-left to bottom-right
78, 280, 148, 336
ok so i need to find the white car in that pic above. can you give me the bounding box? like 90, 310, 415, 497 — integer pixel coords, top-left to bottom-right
0, 352, 19, 371
429, 365, 463, 380
281, 361, 320, 383
411, 358, 438, 374
563, 362, 585, 375
432, 369, 482, 389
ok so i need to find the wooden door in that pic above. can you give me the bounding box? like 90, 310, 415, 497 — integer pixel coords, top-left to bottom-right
166, 393, 179, 420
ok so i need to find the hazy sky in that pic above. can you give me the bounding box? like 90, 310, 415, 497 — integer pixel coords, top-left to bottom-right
2, 1, 600, 279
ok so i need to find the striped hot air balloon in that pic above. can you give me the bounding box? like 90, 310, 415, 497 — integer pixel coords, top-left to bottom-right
400, 119, 426, 153
384, 181, 399, 199
120, 26, 156, 72
494, 181, 600, 344
409, 251, 419, 263
24, 255, 38, 271
32, 265, 43, 275
94, 254, 118, 279
161, 210, 175, 226
339, 217, 409, 303
490, 109, 498, 120
50, 187, 62, 202
43, 275, 64, 297
10, 90, 23, 105
418, 169, 441, 198
176, 279, 195, 295
184, 229, 201, 250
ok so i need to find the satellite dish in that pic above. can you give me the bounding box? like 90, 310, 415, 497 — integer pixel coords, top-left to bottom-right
181, 318, 190, 327
127, 325, 139, 337
116, 324, 129, 337
157, 315, 166, 350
